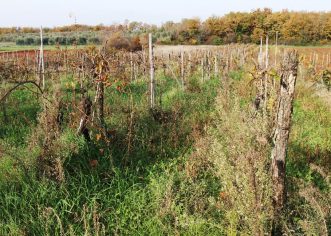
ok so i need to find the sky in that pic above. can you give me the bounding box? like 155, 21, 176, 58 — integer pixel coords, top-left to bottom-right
1, 0, 330, 27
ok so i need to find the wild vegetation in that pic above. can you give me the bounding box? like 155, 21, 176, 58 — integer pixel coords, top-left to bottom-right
0, 28, 330, 236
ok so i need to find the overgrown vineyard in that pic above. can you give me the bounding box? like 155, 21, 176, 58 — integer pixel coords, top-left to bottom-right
0, 37, 330, 235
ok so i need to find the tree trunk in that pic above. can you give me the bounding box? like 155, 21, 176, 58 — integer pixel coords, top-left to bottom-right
77, 96, 92, 141
1, 98, 8, 124
271, 50, 299, 234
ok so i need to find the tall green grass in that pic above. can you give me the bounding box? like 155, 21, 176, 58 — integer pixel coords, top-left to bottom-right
0, 74, 223, 235
1, 69, 330, 235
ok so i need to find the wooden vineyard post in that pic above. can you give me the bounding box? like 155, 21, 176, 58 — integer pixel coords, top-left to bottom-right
130, 52, 134, 82
180, 50, 185, 89
149, 33, 155, 109
142, 48, 147, 77
188, 53, 192, 77
271, 50, 299, 234
214, 54, 218, 77
275, 31, 278, 67
322, 54, 325, 68
265, 35, 269, 69
229, 51, 232, 72
207, 51, 211, 80
255, 37, 264, 111
201, 57, 205, 82
94, 76, 105, 129
326, 54, 329, 67
258, 36, 263, 68
263, 35, 269, 114
38, 26, 45, 90
26, 51, 29, 68
315, 54, 318, 71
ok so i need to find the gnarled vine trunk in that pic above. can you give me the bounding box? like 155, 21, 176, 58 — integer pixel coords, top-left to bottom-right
271, 50, 299, 234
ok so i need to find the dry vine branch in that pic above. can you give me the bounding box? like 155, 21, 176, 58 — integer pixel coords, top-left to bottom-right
0, 80, 43, 104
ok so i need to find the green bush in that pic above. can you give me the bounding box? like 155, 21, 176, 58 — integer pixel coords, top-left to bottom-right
16, 38, 25, 45
24, 37, 35, 45
78, 37, 87, 45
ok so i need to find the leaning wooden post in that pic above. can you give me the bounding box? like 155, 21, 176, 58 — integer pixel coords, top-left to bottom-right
271, 50, 299, 233
149, 33, 155, 109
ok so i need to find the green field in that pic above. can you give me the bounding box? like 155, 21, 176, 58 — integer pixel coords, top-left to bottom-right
0, 42, 90, 52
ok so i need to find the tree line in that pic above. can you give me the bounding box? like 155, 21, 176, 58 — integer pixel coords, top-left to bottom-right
158, 9, 331, 45
1, 9, 330, 46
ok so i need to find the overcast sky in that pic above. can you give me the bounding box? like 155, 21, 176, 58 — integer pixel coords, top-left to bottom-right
1, 0, 330, 27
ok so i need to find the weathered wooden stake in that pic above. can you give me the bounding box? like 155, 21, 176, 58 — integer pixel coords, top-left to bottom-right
180, 51, 185, 88
275, 31, 278, 67
214, 54, 218, 77
130, 52, 134, 82
149, 33, 155, 109
271, 50, 299, 234
38, 26, 45, 90
188, 53, 192, 77
265, 35, 269, 69
263, 35, 269, 113
201, 57, 205, 82
258, 36, 263, 69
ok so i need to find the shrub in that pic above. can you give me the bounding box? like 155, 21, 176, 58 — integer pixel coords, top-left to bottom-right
206, 35, 223, 45
105, 33, 142, 52
88, 37, 101, 45
43, 37, 49, 45
67, 37, 77, 45
78, 37, 87, 45
55, 36, 67, 45
48, 37, 55, 45
16, 38, 25, 45
24, 37, 35, 45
